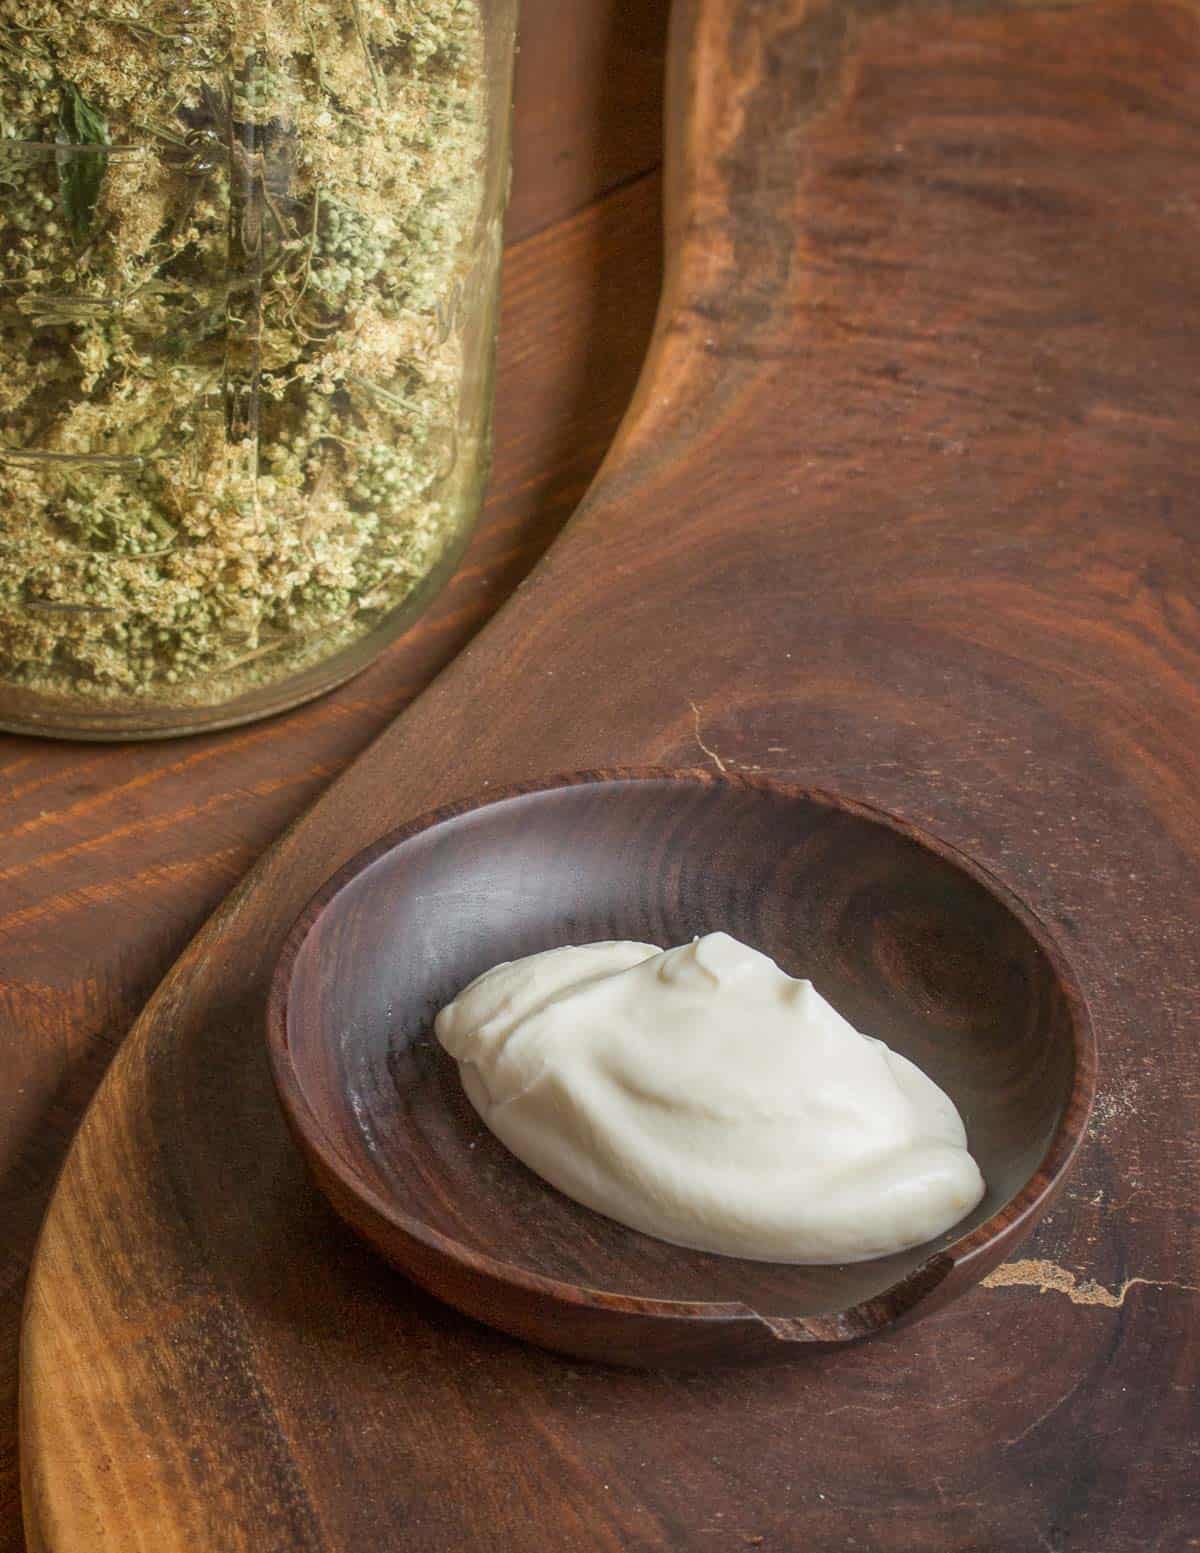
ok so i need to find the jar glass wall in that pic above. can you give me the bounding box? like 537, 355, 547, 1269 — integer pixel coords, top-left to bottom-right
0, 0, 516, 738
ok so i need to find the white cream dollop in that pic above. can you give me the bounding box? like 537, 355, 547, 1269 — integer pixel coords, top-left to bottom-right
434, 932, 985, 1263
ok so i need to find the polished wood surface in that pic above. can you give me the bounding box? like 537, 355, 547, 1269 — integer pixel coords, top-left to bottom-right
17, 0, 1200, 1547
0, 3, 668, 1546
269, 770, 1092, 1366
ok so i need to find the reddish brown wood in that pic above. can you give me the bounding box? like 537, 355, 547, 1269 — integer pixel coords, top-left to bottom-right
269, 769, 1093, 1366
506, 1, 669, 240
0, 3, 667, 1546
18, 0, 1200, 1549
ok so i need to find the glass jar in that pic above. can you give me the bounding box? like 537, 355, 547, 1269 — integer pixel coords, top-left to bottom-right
0, 1, 516, 738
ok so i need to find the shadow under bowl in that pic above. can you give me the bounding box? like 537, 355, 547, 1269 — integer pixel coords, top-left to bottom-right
267, 768, 1094, 1368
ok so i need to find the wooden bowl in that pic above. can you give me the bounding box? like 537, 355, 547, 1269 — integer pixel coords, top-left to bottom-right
267, 769, 1094, 1368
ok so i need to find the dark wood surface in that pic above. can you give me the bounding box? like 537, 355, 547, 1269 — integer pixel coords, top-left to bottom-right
0, 3, 669, 1546
16, 0, 1200, 1547
269, 770, 1093, 1366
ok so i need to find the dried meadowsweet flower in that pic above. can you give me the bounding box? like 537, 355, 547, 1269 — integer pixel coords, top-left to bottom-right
0, 0, 486, 707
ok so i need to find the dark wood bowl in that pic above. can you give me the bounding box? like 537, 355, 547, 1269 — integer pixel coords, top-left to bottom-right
267, 769, 1094, 1368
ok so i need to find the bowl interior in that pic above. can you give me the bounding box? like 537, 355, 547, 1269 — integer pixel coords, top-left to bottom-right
282, 775, 1078, 1317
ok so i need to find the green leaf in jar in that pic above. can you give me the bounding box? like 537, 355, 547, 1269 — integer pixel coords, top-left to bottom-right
57, 84, 110, 239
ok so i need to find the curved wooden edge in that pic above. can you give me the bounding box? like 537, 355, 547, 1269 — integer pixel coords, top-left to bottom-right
573, 0, 796, 490
757, 1253, 955, 1343
266, 765, 1096, 1347
26, 0, 1191, 1532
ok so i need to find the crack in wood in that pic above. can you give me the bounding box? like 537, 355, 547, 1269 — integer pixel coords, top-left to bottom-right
983, 1258, 1200, 1308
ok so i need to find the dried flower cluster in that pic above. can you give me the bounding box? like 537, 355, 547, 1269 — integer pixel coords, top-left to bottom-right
0, 0, 485, 707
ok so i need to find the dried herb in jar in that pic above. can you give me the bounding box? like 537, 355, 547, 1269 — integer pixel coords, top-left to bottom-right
0, 0, 485, 704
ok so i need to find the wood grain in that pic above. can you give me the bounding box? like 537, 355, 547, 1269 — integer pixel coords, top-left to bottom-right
269, 769, 1092, 1366
0, 3, 668, 1546
19, 0, 1200, 1548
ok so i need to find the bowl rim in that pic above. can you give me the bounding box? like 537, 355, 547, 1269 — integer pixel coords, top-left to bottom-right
266, 766, 1096, 1331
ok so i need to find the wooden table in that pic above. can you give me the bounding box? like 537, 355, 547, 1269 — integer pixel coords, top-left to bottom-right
0, 5, 669, 1545
8, 1, 1200, 1548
